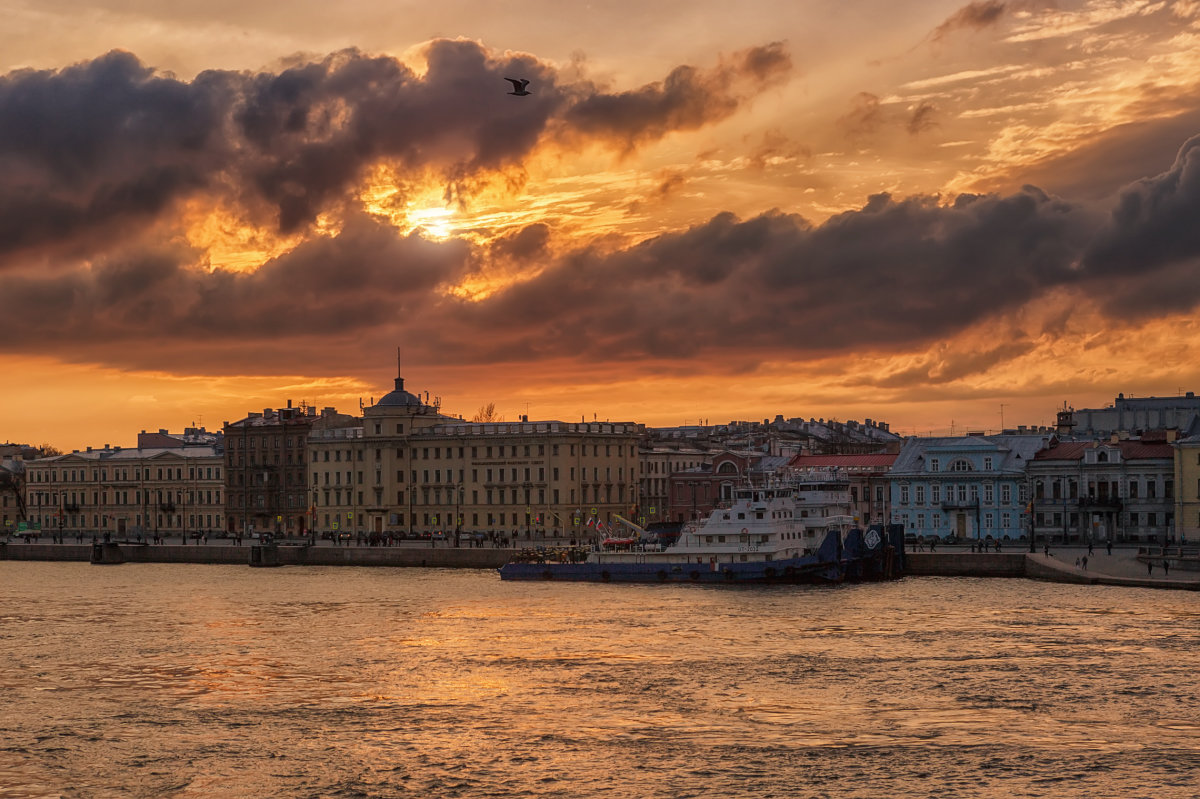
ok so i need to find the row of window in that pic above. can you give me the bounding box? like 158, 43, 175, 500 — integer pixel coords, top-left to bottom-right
901, 511, 1015, 532
1035, 477, 1173, 499
25, 490, 222, 506
28, 513, 223, 529
898, 483, 1013, 505
29, 466, 222, 483
1036, 511, 1173, 528
926, 457, 994, 472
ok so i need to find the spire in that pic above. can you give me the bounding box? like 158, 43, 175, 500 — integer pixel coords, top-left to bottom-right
395, 346, 404, 392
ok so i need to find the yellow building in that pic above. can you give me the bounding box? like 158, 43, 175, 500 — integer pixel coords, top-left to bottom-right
24, 443, 225, 541
1173, 433, 1200, 542
338, 367, 641, 542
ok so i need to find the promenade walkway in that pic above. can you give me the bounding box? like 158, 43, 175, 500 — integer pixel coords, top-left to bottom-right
1026, 543, 1200, 589
919, 542, 1200, 590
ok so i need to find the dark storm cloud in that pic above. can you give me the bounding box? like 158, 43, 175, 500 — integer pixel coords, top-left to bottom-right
425, 186, 1096, 365
1084, 134, 1200, 275
11, 130, 1200, 376
0, 50, 232, 259
0, 39, 790, 260
1080, 134, 1200, 317
0, 214, 471, 352
562, 43, 791, 152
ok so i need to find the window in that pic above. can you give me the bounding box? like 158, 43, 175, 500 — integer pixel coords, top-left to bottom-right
915, 485, 925, 505
931, 484, 941, 503
900, 485, 910, 505
983, 457, 993, 471
984, 483, 994, 503
929, 459, 940, 472
1000, 484, 1011, 504
950, 459, 972, 472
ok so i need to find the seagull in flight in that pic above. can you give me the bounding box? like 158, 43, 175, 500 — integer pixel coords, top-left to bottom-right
505, 78, 531, 96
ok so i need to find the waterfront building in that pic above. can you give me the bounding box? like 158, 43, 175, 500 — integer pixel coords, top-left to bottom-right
1029, 433, 1175, 544
345, 364, 642, 541
224, 403, 352, 537
1, 460, 23, 532
888, 434, 1050, 541
638, 444, 711, 527
306, 411, 366, 539
1173, 432, 1200, 543
23, 442, 224, 540
787, 453, 898, 526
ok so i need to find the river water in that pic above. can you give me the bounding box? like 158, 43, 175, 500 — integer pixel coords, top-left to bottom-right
1, 563, 1198, 798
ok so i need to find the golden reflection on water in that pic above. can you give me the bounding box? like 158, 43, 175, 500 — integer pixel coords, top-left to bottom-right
3, 564, 1200, 798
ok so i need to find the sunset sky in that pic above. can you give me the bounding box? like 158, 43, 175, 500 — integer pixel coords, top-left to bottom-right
4, 0, 1200, 449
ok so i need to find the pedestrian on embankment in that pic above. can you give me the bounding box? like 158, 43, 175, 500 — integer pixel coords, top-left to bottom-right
1163, 560, 1170, 576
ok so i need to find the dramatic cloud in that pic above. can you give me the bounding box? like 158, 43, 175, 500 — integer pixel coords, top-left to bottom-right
0, 175, 1111, 374
0, 40, 792, 262
562, 42, 791, 153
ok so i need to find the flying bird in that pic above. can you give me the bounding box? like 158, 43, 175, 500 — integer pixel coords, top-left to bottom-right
505, 78, 531, 96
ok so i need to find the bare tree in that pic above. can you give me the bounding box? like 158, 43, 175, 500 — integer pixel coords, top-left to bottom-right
471, 403, 503, 423
37, 443, 62, 457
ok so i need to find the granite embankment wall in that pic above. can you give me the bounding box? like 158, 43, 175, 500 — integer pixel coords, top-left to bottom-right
0, 542, 510, 569
904, 552, 1026, 577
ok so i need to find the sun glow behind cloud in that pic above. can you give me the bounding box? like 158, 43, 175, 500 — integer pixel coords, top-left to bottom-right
4, 2, 1200, 449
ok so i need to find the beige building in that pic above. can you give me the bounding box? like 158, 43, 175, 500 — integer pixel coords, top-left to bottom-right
1173, 433, 1200, 542
307, 413, 366, 539
337, 367, 641, 542
24, 443, 225, 540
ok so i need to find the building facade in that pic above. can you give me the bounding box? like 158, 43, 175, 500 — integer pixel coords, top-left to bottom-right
1173, 433, 1200, 543
313, 367, 644, 542
888, 435, 1050, 541
307, 412, 366, 539
639, 445, 712, 527
1029, 435, 1175, 543
23, 444, 224, 540
224, 403, 320, 537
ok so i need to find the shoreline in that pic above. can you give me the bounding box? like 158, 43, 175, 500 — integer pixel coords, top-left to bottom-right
4, 541, 1199, 590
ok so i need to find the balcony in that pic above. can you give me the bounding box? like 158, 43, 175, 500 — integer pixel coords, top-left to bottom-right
1078, 496, 1122, 511
940, 499, 979, 510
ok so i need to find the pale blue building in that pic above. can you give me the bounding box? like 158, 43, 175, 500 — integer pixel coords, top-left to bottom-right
888, 434, 1051, 541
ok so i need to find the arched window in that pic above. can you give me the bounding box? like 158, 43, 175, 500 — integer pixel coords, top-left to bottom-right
716, 462, 739, 475
949, 459, 973, 472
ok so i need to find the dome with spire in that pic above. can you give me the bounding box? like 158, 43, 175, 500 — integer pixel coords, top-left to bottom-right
374, 375, 422, 408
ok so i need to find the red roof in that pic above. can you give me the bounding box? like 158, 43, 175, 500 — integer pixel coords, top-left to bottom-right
789, 453, 898, 469
1034, 440, 1174, 460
